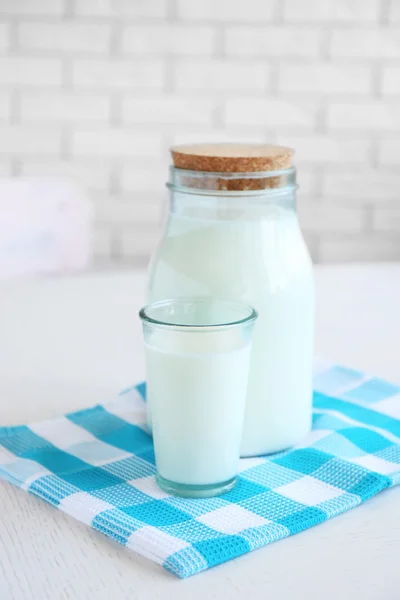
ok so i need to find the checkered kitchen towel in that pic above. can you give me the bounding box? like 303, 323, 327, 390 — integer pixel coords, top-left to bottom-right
1, 360, 400, 578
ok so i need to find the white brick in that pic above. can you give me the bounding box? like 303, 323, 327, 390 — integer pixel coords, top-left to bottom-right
382, 67, 400, 95
389, 1, 400, 23
170, 131, 267, 146
92, 227, 112, 258
378, 140, 400, 166
303, 233, 319, 262
0, 161, 12, 176
122, 96, 214, 125
174, 60, 269, 92
74, 0, 167, 17
299, 201, 363, 233
322, 171, 400, 202
330, 29, 400, 59
297, 168, 318, 196
0, 23, 10, 53
120, 163, 167, 192
19, 23, 111, 54
328, 102, 400, 132
72, 129, 162, 158
20, 93, 110, 123
374, 208, 400, 231
20, 160, 112, 192
225, 98, 318, 129
122, 25, 215, 56
0, 93, 10, 122
120, 227, 160, 257
319, 236, 400, 263
225, 27, 322, 58
0, 128, 62, 155
278, 136, 370, 165
0, 57, 62, 86
72, 59, 164, 90
0, 0, 65, 15
279, 64, 372, 95
283, 0, 379, 22
178, 0, 277, 21
95, 195, 162, 224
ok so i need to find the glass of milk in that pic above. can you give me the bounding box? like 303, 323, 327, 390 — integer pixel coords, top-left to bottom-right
139, 298, 257, 498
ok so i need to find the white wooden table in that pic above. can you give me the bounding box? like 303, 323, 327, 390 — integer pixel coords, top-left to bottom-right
1, 265, 400, 600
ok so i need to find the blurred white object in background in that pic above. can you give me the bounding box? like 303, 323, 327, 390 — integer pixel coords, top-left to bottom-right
0, 179, 91, 279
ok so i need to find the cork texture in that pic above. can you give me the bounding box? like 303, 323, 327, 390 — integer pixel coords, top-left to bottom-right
170, 143, 294, 191
171, 143, 294, 173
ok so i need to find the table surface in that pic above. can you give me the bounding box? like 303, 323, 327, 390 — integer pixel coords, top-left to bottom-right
1, 264, 400, 600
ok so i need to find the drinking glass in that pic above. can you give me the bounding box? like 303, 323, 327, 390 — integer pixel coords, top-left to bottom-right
139, 298, 257, 498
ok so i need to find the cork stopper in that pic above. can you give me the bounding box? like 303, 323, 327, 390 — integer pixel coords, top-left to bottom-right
171, 143, 293, 172
170, 143, 294, 191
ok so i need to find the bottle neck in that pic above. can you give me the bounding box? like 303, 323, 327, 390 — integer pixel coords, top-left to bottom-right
168, 187, 297, 221
167, 166, 297, 220
168, 165, 296, 193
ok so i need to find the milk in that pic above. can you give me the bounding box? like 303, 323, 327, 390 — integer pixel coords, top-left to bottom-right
148, 202, 314, 456
146, 333, 252, 487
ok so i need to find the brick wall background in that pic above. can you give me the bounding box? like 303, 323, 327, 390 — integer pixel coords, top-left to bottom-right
1, 0, 400, 264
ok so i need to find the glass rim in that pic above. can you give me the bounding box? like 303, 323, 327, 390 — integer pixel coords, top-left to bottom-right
166, 165, 297, 197
170, 165, 295, 179
139, 298, 258, 331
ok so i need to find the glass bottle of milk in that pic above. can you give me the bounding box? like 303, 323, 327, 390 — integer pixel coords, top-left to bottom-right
147, 144, 314, 457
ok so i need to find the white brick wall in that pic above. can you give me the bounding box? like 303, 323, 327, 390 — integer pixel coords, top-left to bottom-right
298, 201, 364, 233
0, 161, 12, 176
122, 95, 215, 125
327, 102, 400, 131
389, 0, 400, 23
0, 0, 399, 265
0, 0, 65, 16
177, 0, 278, 22
225, 28, 323, 58
0, 93, 11, 122
382, 67, 400, 95
92, 227, 113, 260
374, 208, 400, 231
378, 140, 400, 166
95, 195, 163, 225
174, 61, 270, 92
323, 172, 400, 202
119, 226, 161, 260
74, 0, 168, 18
225, 98, 319, 129
20, 160, 113, 192
330, 29, 400, 59
170, 131, 267, 145
277, 136, 371, 165
320, 237, 400, 263
0, 57, 62, 86
120, 163, 168, 192
122, 25, 216, 56
0, 24, 10, 52
278, 64, 373, 95
72, 59, 165, 90
19, 23, 111, 54
20, 93, 111, 123
0, 128, 62, 155
283, 0, 380, 22
72, 130, 163, 158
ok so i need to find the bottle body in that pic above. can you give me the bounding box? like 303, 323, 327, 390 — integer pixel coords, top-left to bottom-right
148, 179, 314, 456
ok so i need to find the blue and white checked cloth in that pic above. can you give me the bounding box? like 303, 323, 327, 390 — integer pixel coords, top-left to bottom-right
1, 360, 400, 578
